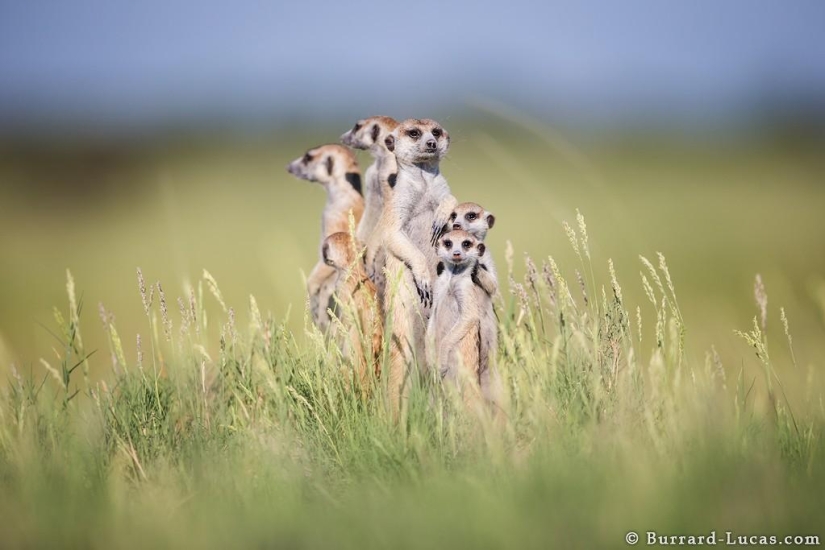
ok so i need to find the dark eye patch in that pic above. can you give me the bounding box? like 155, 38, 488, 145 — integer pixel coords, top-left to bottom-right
371, 124, 380, 142
432, 128, 442, 138
449, 212, 457, 220
466, 212, 477, 221
462, 240, 472, 249
353, 122, 362, 132
407, 128, 421, 139
443, 240, 452, 248
303, 153, 313, 163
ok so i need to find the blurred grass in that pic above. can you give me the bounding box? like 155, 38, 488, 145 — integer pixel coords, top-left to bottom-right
1, 120, 825, 548
1, 121, 824, 381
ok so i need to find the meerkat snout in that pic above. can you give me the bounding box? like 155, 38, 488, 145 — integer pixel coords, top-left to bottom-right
340, 122, 362, 147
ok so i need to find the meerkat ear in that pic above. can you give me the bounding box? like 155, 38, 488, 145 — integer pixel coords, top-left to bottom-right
371, 124, 380, 143
436, 262, 444, 276
322, 243, 333, 266
478, 243, 486, 256
486, 214, 495, 228
384, 135, 395, 152
325, 156, 335, 175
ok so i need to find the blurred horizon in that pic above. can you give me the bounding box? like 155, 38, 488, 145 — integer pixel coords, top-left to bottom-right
2, 0, 825, 139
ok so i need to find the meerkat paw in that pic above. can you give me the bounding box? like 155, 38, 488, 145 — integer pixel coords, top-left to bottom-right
431, 198, 458, 246
472, 263, 498, 296
411, 267, 432, 307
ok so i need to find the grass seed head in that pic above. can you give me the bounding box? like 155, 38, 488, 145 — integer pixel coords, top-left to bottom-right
576, 209, 590, 260
754, 274, 768, 331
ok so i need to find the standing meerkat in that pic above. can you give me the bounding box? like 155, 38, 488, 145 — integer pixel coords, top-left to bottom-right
380, 118, 457, 412
447, 202, 501, 408
322, 231, 383, 393
286, 144, 364, 331
426, 230, 489, 409
340, 116, 399, 243
340, 116, 400, 301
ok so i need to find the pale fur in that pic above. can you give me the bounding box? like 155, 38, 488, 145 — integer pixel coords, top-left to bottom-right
286, 144, 364, 331
380, 118, 457, 414
322, 232, 383, 394
448, 202, 501, 406
340, 116, 399, 303
426, 230, 486, 410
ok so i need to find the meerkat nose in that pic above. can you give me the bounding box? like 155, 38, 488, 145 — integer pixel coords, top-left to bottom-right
426, 139, 437, 149
452, 223, 461, 230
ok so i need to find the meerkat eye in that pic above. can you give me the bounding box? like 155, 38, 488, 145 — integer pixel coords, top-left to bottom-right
303, 153, 313, 163
407, 129, 421, 139
353, 122, 362, 132
462, 240, 472, 249
466, 212, 477, 221
443, 240, 452, 248
449, 212, 457, 220
432, 128, 442, 138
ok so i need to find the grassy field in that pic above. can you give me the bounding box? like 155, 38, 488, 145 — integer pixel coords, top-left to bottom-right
1, 119, 824, 547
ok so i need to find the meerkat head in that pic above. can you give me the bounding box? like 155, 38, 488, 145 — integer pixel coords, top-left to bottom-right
321, 232, 361, 271
437, 230, 484, 270
384, 118, 450, 166
286, 144, 362, 194
449, 202, 495, 241
341, 116, 399, 153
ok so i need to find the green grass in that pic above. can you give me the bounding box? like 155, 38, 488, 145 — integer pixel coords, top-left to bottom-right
1, 214, 824, 548
1, 119, 824, 547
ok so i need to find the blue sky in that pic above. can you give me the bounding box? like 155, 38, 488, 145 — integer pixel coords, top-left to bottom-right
1, 0, 824, 131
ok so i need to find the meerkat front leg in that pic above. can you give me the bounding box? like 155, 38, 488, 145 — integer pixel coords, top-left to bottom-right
472, 263, 498, 296
385, 231, 433, 307
430, 194, 458, 246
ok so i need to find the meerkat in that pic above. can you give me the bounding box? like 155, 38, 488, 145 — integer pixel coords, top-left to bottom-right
340, 115, 399, 244
447, 202, 498, 297
447, 202, 502, 408
322, 231, 383, 392
380, 118, 457, 412
340, 116, 400, 302
286, 144, 364, 331
426, 230, 489, 409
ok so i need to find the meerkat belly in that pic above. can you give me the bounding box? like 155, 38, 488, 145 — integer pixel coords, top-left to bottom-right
430, 282, 461, 336
405, 200, 441, 267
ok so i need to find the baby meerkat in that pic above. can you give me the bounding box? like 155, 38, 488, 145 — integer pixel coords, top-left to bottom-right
341, 116, 400, 301
448, 202, 498, 297
286, 144, 364, 331
322, 232, 383, 392
426, 230, 490, 409
380, 118, 457, 412
447, 202, 501, 408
